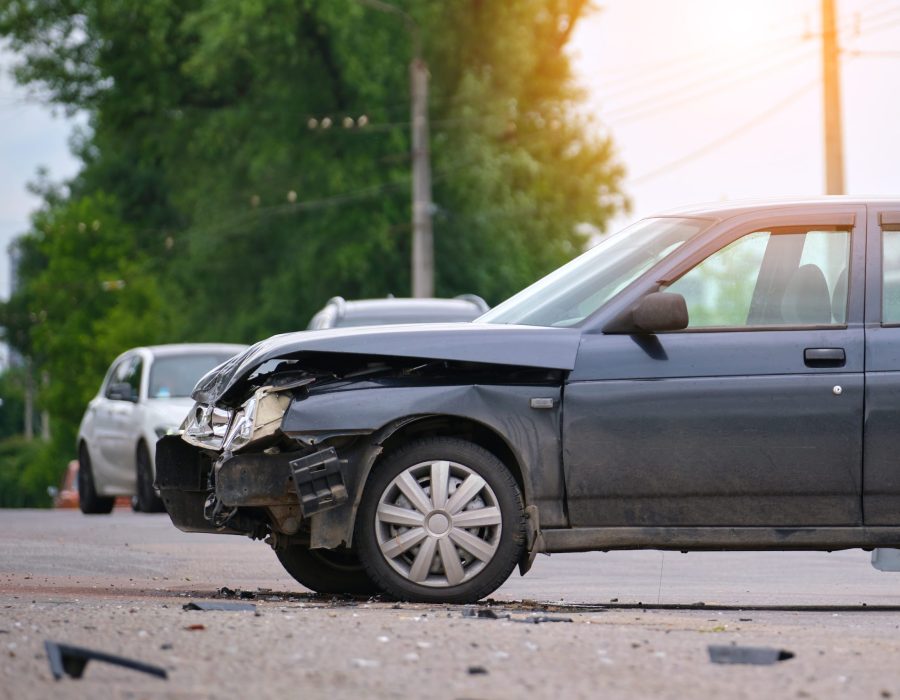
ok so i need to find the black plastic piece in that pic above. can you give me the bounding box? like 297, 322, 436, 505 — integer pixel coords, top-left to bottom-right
707, 645, 794, 665
289, 447, 349, 516
461, 607, 509, 619
45, 640, 168, 680
182, 601, 256, 612
216, 452, 298, 506
155, 435, 210, 492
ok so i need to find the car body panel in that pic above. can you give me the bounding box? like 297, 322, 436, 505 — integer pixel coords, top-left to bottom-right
565, 204, 867, 528
863, 203, 900, 523
192, 324, 582, 405
281, 382, 566, 527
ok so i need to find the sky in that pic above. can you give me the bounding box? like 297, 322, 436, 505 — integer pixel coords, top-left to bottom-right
1, 0, 899, 299
569, 0, 900, 230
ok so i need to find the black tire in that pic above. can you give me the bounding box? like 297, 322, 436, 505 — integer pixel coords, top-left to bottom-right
355, 437, 525, 604
275, 545, 382, 595
78, 443, 115, 515
135, 442, 165, 513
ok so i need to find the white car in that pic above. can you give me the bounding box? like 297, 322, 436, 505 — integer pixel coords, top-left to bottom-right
77, 343, 247, 514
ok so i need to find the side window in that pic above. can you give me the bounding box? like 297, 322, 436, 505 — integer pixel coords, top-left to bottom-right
104, 359, 129, 399
125, 358, 143, 399
882, 230, 900, 324
665, 228, 850, 329
105, 356, 142, 401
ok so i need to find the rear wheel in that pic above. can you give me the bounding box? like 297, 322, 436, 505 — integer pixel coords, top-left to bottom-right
77, 444, 115, 515
135, 442, 165, 513
275, 544, 381, 595
356, 437, 525, 604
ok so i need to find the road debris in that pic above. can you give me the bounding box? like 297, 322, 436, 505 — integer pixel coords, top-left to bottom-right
44, 640, 167, 681
462, 606, 508, 619
461, 607, 572, 623
183, 601, 257, 612
217, 586, 258, 600
512, 614, 573, 624
468, 665, 489, 675
708, 645, 794, 665
184, 624, 206, 631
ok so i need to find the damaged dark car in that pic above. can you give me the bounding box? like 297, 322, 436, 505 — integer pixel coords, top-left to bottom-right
157, 198, 900, 603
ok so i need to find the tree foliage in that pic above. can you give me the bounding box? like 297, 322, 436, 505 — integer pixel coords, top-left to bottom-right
0, 0, 626, 499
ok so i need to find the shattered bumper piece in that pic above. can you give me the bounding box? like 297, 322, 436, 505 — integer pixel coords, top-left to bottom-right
45, 640, 168, 680
707, 644, 794, 665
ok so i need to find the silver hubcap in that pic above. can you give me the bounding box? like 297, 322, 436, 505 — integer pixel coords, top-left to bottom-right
375, 460, 502, 588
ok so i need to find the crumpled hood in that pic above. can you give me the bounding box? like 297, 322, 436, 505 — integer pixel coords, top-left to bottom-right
192, 323, 581, 405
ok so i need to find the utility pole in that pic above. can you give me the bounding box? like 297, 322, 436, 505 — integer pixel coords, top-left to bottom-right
821, 0, 845, 194
358, 0, 434, 297
410, 56, 434, 298
23, 359, 33, 441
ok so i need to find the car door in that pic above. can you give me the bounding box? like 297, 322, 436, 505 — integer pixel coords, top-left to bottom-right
93, 354, 142, 489
91, 355, 132, 483
563, 206, 866, 528
863, 206, 900, 524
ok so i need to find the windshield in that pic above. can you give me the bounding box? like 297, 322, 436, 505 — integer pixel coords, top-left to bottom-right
149, 354, 237, 399
477, 217, 711, 327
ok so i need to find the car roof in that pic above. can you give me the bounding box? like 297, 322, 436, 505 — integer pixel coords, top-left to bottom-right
656, 195, 900, 222
139, 343, 248, 358
309, 296, 489, 329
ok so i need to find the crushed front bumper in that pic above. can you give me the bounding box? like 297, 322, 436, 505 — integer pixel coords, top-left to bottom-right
155, 435, 351, 537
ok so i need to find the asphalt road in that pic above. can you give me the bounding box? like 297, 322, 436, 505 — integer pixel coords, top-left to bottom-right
2, 509, 900, 699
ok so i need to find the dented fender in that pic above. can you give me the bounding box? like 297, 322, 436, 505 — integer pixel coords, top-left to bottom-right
283, 383, 566, 548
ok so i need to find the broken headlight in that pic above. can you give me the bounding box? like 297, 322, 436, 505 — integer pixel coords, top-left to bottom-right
182, 403, 232, 450
221, 387, 291, 452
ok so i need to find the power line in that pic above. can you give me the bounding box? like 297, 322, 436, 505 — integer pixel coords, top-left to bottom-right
593, 31, 809, 90
629, 79, 819, 186
844, 48, 900, 57
855, 13, 900, 37
606, 43, 817, 125
159, 156, 478, 246
598, 35, 809, 104
853, 1, 900, 28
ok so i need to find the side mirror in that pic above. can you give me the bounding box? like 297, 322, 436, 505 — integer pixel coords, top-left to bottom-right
632, 292, 689, 332
108, 382, 137, 402
603, 291, 689, 333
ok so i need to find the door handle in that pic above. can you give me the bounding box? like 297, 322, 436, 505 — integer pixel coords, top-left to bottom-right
804, 347, 845, 366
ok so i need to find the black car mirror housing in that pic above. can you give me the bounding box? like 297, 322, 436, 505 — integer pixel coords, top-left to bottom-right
604, 292, 689, 333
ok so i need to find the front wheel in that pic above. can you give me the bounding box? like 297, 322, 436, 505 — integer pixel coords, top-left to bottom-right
77, 444, 115, 515
355, 437, 525, 604
275, 545, 381, 595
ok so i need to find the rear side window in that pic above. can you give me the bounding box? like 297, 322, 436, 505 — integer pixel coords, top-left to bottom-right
882, 230, 900, 324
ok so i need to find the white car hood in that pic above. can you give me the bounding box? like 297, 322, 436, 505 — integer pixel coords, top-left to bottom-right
146, 397, 196, 430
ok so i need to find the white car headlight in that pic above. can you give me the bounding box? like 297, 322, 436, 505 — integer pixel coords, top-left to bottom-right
222, 388, 291, 452
182, 403, 233, 450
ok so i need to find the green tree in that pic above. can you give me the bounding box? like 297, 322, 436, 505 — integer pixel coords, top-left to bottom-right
0, 0, 626, 499
0, 192, 173, 501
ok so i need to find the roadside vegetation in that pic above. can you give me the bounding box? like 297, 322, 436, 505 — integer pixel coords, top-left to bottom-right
0, 0, 626, 505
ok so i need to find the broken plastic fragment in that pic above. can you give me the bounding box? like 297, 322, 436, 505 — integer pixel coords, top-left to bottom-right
183, 601, 256, 612
708, 645, 794, 665
461, 607, 508, 619
512, 614, 573, 624
45, 641, 167, 681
